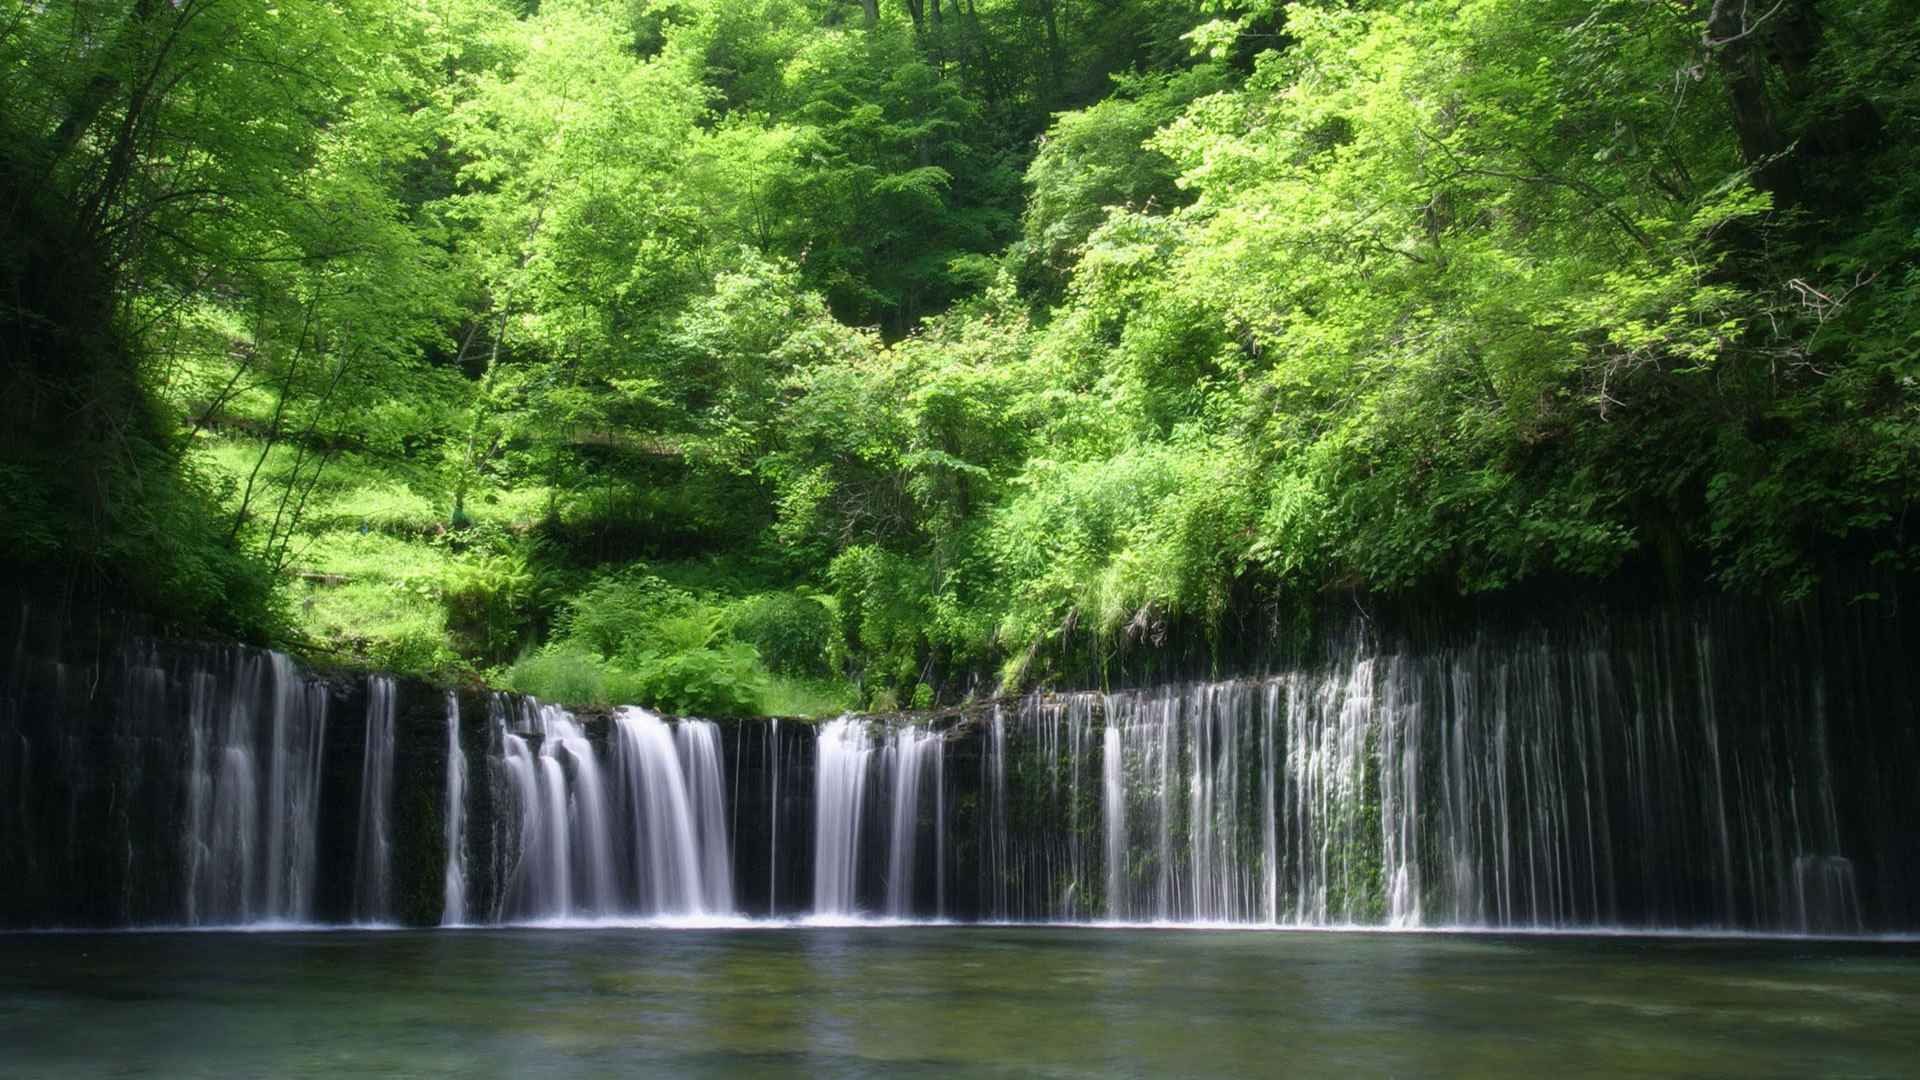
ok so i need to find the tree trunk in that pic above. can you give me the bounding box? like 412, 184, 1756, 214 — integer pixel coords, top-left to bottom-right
1700, 0, 1822, 205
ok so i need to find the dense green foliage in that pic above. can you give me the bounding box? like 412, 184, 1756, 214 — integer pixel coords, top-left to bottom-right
4, 0, 1915, 709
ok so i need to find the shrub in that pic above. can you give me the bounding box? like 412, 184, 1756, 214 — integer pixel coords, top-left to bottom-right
506, 645, 608, 705
441, 550, 537, 664
727, 590, 840, 676
625, 642, 767, 717
553, 570, 697, 659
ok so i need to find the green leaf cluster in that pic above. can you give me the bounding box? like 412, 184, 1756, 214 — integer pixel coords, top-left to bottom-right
8, 0, 1918, 703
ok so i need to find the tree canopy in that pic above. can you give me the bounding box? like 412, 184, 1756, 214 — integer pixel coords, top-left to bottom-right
3, 0, 1915, 709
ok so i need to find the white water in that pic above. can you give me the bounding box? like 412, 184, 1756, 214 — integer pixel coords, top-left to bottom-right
883, 726, 941, 917
677, 718, 735, 913
180, 651, 328, 926
441, 692, 468, 925
612, 708, 733, 916
549, 709, 618, 915
499, 703, 604, 919
766, 719, 781, 912
352, 675, 396, 923
1103, 725, 1124, 921
813, 717, 873, 916
470, 703, 737, 921
497, 723, 545, 917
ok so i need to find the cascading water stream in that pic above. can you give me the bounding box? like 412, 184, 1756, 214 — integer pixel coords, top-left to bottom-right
676, 718, 735, 914
612, 707, 734, 916
813, 717, 873, 917
180, 650, 328, 927
883, 727, 933, 918
767, 719, 780, 912
496, 721, 546, 918
352, 675, 396, 923
1102, 724, 1123, 921
442, 691, 468, 926
547, 707, 618, 916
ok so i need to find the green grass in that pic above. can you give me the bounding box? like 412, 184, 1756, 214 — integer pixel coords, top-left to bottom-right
191, 432, 855, 700
468, 484, 554, 527
505, 645, 611, 705
309, 481, 440, 534
758, 674, 860, 718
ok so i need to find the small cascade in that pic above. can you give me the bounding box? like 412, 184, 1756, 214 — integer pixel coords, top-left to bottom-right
547, 708, 618, 915
883, 726, 940, 918
813, 716, 873, 916
977, 697, 1107, 922
496, 702, 617, 920
1102, 725, 1123, 920
263, 654, 329, 922
183, 668, 257, 924
933, 730, 948, 920
1278, 662, 1374, 925
180, 650, 329, 926
352, 675, 396, 923
766, 719, 781, 912
441, 692, 468, 925
676, 718, 735, 913
611, 708, 734, 916
494, 715, 543, 917
802, 719, 952, 920
465, 702, 737, 922
1791, 855, 1863, 934
981, 708, 1010, 918
1092, 685, 1276, 924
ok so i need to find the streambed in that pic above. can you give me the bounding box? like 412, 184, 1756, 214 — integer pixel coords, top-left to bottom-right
3, 927, 1916, 1077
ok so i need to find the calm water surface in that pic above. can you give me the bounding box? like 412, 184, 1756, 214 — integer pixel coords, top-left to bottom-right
2, 927, 1916, 1077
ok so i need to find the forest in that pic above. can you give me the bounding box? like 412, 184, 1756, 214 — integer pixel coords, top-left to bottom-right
2, 0, 1916, 715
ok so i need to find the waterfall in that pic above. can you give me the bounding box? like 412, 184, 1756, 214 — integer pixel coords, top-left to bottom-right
982, 708, 1009, 919
351, 676, 396, 923
470, 703, 736, 922
548, 708, 618, 915
767, 719, 780, 912
883, 726, 936, 918
1088, 685, 1277, 924
180, 649, 328, 926
813, 716, 873, 917
933, 730, 948, 920
262, 653, 327, 922
611, 707, 733, 916
496, 703, 616, 920
677, 718, 735, 914
442, 692, 468, 926
496, 723, 543, 917
952, 611, 1901, 930
1102, 725, 1123, 920
5, 588, 1917, 933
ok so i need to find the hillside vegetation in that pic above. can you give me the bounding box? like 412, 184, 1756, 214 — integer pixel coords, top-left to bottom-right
4, 0, 1916, 711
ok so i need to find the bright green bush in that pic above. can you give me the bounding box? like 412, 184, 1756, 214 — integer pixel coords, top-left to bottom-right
440, 550, 538, 665
552, 570, 697, 659
623, 642, 767, 717
758, 674, 861, 718
727, 590, 841, 676
506, 645, 608, 706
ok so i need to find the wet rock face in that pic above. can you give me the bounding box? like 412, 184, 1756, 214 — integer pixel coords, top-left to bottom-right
0, 609, 442, 928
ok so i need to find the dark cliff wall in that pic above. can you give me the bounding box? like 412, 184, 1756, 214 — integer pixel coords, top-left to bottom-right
1, 603, 457, 928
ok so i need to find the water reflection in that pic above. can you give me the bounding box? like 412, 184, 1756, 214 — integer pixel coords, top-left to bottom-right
1, 928, 1918, 1077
